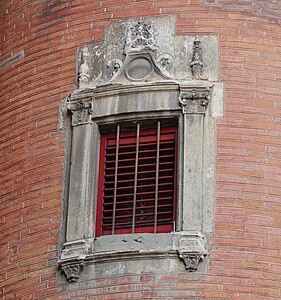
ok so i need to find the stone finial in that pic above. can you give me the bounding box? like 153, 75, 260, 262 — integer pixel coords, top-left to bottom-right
190, 36, 207, 80
78, 47, 91, 87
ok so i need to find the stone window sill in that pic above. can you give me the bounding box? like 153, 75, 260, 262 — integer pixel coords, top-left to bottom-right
59, 232, 207, 282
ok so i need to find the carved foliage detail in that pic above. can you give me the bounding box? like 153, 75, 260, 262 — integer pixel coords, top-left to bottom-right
125, 18, 157, 53
179, 254, 203, 272
67, 100, 92, 126
61, 263, 84, 282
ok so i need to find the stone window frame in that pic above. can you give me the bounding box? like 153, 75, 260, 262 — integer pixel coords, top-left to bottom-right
58, 17, 224, 283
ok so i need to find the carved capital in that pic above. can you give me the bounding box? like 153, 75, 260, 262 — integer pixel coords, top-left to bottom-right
67, 100, 92, 126
179, 89, 211, 114
61, 263, 84, 282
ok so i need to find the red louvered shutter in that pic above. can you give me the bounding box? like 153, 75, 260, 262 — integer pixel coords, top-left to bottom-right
96, 122, 177, 237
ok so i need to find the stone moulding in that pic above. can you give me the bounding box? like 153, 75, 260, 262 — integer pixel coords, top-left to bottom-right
58, 232, 208, 282
64, 80, 214, 126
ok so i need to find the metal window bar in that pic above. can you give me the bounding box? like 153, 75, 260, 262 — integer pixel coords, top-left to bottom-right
112, 124, 120, 235
132, 122, 140, 233
104, 120, 176, 235
154, 121, 161, 233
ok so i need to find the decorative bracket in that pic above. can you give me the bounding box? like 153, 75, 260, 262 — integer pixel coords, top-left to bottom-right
179, 254, 204, 272
67, 100, 93, 126
61, 262, 84, 283
177, 233, 208, 272
58, 239, 90, 282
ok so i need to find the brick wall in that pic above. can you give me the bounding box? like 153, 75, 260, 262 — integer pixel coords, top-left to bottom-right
1, 0, 281, 299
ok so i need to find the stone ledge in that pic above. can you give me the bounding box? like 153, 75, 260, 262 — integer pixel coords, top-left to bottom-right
58, 232, 208, 282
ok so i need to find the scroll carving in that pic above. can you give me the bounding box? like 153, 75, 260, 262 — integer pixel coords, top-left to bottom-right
179, 88, 211, 114
106, 59, 123, 78
157, 53, 173, 71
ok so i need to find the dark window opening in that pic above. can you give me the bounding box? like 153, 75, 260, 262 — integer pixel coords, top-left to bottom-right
96, 120, 177, 236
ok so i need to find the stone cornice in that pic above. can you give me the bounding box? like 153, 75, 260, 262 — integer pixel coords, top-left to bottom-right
65, 80, 214, 126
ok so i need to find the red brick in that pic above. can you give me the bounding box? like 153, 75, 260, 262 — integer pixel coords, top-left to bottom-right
2, 0, 281, 299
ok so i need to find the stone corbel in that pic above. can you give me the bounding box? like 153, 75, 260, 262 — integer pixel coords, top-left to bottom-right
58, 239, 90, 282
177, 233, 208, 272
60, 262, 84, 283
67, 100, 93, 126
179, 84, 213, 114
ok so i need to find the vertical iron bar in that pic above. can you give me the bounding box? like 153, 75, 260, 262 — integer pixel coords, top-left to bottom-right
112, 125, 120, 235
154, 121, 161, 233
132, 122, 140, 233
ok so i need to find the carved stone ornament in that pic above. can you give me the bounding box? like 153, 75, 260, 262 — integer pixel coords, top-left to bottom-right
124, 17, 157, 54
61, 263, 84, 282
157, 53, 174, 71
177, 233, 208, 272
179, 254, 203, 272
67, 100, 92, 126
105, 18, 173, 83
78, 47, 91, 87
190, 36, 208, 80
179, 87, 212, 114
106, 59, 123, 79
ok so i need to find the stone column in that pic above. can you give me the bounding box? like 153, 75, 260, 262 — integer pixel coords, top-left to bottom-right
178, 84, 211, 233
66, 100, 95, 242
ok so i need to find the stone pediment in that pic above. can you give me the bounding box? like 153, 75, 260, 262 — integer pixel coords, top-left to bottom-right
106, 50, 172, 84
76, 16, 219, 89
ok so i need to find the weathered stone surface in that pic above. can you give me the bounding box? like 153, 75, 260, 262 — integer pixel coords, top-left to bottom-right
173, 35, 219, 81
76, 16, 219, 87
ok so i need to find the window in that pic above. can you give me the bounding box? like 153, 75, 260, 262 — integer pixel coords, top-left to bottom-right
58, 17, 223, 282
96, 120, 177, 236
